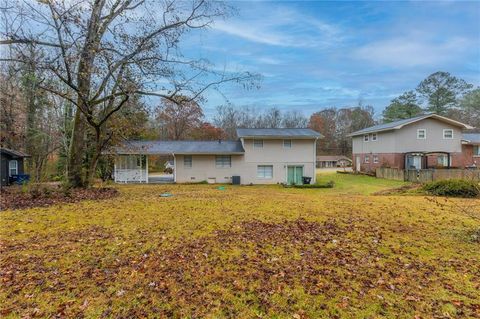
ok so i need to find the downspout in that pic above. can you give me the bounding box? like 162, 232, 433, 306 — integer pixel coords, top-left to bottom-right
172, 153, 176, 183
146, 155, 149, 183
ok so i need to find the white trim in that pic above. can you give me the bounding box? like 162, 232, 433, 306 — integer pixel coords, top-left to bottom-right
173, 153, 176, 183
9, 160, 18, 176
443, 129, 453, 139
417, 129, 426, 139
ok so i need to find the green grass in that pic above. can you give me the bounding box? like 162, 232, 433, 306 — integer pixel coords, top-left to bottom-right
315, 170, 409, 195
1, 172, 479, 318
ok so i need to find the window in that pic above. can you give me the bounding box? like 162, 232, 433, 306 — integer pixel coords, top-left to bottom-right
364, 156, 370, 164
372, 133, 377, 141
364, 134, 369, 142
253, 139, 263, 148
257, 165, 273, 179
215, 155, 231, 168
437, 154, 449, 167
443, 129, 453, 139
373, 155, 379, 163
417, 129, 426, 139
184, 155, 192, 168
474, 146, 480, 156
9, 160, 18, 176
283, 139, 292, 148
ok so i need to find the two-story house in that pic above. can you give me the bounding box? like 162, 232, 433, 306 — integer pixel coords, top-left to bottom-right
113, 128, 322, 184
348, 114, 477, 172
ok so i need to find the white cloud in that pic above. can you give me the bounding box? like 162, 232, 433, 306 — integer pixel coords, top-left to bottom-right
353, 36, 472, 67
212, 5, 343, 48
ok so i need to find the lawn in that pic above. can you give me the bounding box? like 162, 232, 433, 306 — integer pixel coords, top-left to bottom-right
1, 173, 479, 318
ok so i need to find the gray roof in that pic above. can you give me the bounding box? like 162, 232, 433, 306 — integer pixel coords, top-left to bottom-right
0, 147, 30, 157
236, 128, 322, 138
462, 133, 480, 144
113, 140, 245, 155
348, 114, 473, 137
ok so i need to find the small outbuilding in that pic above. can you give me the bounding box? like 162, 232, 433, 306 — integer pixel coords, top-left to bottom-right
0, 148, 30, 186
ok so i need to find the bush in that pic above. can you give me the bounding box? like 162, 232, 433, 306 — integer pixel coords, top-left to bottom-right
291, 181, 335, 189
422, 179, 480, 198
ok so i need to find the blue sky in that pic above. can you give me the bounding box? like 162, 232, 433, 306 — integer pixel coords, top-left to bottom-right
181, 1, 480, 119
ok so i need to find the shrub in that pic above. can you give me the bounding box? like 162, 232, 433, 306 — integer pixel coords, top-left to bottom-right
292, 181, 335, 189
422, 179, 480, 198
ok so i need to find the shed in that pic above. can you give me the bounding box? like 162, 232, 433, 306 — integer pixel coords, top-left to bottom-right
0, 148, 30, 186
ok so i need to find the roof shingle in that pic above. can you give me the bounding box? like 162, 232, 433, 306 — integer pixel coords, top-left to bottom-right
236, 128, 322, 138
113, 140, 245, 155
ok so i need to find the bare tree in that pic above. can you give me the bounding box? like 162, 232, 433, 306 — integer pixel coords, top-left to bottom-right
1, 0, 258, 186
156, 96, 204, 140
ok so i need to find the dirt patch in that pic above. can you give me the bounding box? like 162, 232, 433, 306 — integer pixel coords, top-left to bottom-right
0, 186, 118, 210
373, 184, 420, 195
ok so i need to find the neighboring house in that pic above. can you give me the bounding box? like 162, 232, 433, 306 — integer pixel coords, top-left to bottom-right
113, 128, 322, 184
348, 114, 475, 172
462, 132, 480, 168
316, 155, 352, 168
0, 148, 30, 186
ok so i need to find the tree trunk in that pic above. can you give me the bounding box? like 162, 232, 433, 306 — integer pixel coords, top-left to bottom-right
67, 109, 86, 187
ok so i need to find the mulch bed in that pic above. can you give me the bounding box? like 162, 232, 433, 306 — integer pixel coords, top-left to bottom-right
0, 186, 118, 210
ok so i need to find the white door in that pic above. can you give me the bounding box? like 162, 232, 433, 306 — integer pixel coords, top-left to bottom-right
355, 156, 361, 172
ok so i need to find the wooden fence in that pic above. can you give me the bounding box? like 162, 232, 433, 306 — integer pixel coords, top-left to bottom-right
376, 168, 480, 183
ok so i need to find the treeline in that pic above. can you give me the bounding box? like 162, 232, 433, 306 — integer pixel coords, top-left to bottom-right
382, 71, 479, 127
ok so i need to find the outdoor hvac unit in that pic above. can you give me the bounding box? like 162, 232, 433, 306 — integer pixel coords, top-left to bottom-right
232, 176, 240, 185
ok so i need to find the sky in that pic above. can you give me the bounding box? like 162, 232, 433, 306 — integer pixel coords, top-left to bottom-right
179, 0, 480, 120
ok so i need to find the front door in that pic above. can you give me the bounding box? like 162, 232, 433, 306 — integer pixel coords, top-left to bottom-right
355, 156, 361, 172
287, 166, 303, 185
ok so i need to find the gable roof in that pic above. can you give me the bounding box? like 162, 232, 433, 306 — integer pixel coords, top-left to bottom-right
0, 147, 30, 158
462, 133, 480, 145
348, 114, 474, 137
113, 140, 245, 155
316, 155, 352, 162
236, 128, 322, 139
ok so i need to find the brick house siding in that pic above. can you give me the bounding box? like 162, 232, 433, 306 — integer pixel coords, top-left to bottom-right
352, 152, 470, 172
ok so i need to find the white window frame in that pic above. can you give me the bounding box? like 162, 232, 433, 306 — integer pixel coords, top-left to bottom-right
417, 129, 426, 139
443, 129, 453, 139
371, 133, 377, 141
215, 155, 231, 168
257, 165, 273, 179
184, 155, 192, 168
474, 145, 480, 156
253, 139, 263, 148
283, 139, 292, 148
364, 155, 370, 164
9, 160, 18, 176
373, 155, 379, 163
364, 134, 369, 142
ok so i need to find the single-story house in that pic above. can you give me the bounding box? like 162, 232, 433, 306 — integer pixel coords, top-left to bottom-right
0, 148, 30, 186
316, 155, 352, 168
348, 114, 476, 172
113, 128, 322, 184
